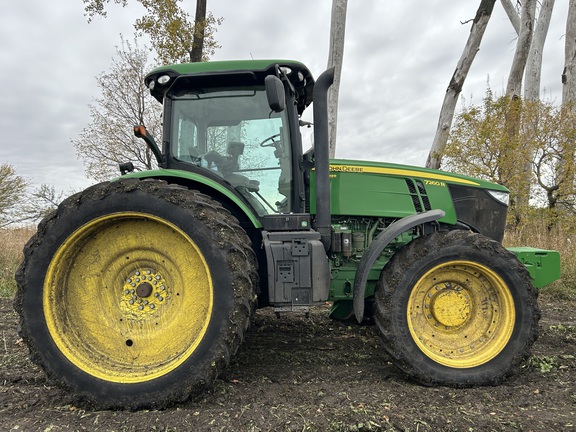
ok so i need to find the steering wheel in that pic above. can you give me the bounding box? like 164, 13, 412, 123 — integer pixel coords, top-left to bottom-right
259, 133, 281, 147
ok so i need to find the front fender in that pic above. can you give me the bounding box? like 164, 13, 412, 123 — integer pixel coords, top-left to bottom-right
353, 209, 445, 323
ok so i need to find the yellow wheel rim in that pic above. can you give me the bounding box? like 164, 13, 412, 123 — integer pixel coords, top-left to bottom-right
43, 212, 213, 383
407, 260, 515, 368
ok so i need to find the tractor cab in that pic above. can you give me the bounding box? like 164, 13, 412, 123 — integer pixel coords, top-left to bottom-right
144, 60, 315, 217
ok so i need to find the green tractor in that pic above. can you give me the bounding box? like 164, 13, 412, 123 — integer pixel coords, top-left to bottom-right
15, 60, 560, 409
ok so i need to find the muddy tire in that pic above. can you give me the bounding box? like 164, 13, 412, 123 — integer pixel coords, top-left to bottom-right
374, 229, 539, 387
14, 179, 258, 409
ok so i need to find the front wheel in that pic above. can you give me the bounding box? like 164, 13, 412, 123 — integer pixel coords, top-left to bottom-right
14, 179, 258, 409
374, 230, 539, 387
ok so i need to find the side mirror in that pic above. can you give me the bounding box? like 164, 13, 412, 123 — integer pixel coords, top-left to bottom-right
265, 75, 285, 112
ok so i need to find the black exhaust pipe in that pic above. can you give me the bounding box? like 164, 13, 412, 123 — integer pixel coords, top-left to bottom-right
313, 67, 335, 252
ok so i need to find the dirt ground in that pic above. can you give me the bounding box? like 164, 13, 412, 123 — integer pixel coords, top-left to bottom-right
1, 296, 575, 432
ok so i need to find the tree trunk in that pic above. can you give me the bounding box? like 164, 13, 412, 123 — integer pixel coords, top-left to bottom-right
503, 0, 536, 227
524, 0, 555, 101
190, 0, 207, 62
563, 0, 576, 105
425, 0, 496, 169
506, 0, 536, 98
327, 0, 347, 159
500, 0, 520, 34
553, 0, 576, 229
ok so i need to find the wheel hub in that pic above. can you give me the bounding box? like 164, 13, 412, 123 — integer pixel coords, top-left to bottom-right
136, 282, 153, 298
429, 285, 471, 328
121, 268, 168, 315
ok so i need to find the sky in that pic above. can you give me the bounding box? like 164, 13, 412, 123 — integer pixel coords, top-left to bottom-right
0, 0, 570, 194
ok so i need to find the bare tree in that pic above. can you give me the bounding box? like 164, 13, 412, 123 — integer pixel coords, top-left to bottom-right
506, 0, 536, 98
0, 164, 28, 228
426, 0, 496, 169
501, 0, 555, 101
500, 0, 520, 33
327, 0, 347, 159
524, 0, 555, 101
72, 37, 162, 181
498, 0, 556, 226
563, 0, 576, 105
554, 0, 576, 223
20, 185, 66, 223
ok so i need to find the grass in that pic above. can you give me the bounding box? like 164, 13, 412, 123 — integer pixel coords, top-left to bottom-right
0, 227, 34, 298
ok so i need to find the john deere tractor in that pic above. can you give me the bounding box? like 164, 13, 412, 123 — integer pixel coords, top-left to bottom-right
15, 60, 560, 409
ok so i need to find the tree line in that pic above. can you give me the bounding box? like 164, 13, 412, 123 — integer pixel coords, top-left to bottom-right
428, 0, 576, 230
3, 1, 576, 231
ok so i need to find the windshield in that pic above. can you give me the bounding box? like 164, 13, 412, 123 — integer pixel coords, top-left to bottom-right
170, 87, 292, 215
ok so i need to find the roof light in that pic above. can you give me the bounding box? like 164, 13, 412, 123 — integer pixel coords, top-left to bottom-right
158, 75, 171, 85
148, 80, 155, 91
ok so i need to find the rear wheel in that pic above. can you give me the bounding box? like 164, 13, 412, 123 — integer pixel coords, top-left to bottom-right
15, 179, 258, 409
374, 230, 539, 386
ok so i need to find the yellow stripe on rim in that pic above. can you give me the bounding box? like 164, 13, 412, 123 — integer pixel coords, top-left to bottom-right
407, 260, 515, 368
43, 212, 213, 383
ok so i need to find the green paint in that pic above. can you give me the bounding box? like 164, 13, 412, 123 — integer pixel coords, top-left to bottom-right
117, 169, 262, 228
508, 247, 561, 288
308, 158, 504, 223
146, 59, 309, 77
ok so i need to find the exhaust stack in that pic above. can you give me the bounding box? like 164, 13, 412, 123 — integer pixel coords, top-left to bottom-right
312, 67, 335, 251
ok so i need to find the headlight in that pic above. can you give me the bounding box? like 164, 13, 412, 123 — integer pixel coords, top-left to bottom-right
487, 190, 510, 205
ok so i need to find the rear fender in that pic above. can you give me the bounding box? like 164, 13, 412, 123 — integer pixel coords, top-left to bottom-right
353, 209, 445, 323
118, 169, 262, 228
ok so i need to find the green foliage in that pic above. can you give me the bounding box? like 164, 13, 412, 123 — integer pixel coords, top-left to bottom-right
135, 0, 222, 64
528, 355, 557, 373
444, 89, 512, 184
444, 88, 576, 228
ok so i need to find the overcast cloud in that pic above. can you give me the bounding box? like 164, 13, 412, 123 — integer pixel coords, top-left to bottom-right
0, 1, 569, 193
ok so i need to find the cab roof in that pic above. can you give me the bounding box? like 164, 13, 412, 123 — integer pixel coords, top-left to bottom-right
145, 59, 315, 114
